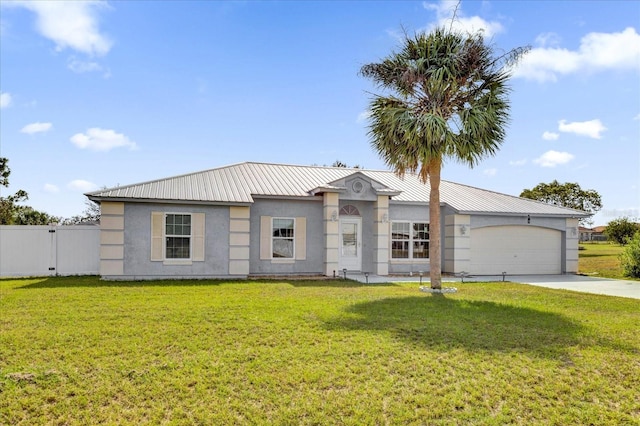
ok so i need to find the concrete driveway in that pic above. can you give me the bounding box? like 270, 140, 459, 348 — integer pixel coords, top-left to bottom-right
503, 274, 640, 299
349, 273, 640, 300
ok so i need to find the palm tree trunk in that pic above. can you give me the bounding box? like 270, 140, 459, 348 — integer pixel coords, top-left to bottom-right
428, 157, 442, 289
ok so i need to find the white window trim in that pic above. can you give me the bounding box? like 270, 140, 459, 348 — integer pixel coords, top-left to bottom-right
271, 217, 296, 261
390, 220, 430, 261
164, 212, 193, 263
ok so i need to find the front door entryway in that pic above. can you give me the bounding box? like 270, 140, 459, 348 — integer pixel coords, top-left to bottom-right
339, 217, 362, 271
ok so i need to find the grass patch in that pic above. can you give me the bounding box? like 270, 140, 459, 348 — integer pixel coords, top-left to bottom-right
1, 277, 639, 424
578, 242, 637, 280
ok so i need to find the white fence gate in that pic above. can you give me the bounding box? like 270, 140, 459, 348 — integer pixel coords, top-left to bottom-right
0, 225, 100, 277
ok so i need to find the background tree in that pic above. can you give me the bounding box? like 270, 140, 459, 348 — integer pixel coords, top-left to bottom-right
62, 200, 101, 225
520, 180, 602, 226
360, 28, 526, 289
604, 217, 639, 245
12, 206, 60, 225
620, 231, 640, 278
0, 190, 29, 224
0, 157, 10, 187
0, 157, 30, 225
331, 161, 361, 168
0, 157, 63, 225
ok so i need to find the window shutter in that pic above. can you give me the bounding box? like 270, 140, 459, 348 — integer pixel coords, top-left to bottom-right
260, 216, 271, 260
192, 213, 205, 261
295, 217, 306, 260
151, 212, 164, 261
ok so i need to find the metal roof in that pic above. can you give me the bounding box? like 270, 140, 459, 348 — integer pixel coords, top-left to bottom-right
86, 162, 588, 217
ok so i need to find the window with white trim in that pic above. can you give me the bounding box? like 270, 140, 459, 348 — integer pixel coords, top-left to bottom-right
165, 213, 191, 259
151, 212, 204, 263
391, 221, 429, 259
260, 216, 306, 261
272, 218, 295, 258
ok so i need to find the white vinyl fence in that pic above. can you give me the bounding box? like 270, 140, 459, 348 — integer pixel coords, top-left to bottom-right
0, 225, 100, 277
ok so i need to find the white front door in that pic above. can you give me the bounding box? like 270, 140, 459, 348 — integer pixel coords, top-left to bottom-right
339, 218, 362, 271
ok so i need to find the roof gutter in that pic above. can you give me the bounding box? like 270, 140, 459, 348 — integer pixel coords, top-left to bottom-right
85, 195, 253, 207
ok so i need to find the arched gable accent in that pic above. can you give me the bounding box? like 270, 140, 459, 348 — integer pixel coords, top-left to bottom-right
339, 205, 360, 216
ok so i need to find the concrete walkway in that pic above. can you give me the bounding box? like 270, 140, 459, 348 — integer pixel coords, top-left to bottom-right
348, 273, 640, 300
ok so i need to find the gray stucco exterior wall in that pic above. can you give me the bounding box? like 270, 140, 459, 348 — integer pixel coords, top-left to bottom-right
249, 199, 324, 275
103, 196, 577, 279
121, 202, 230, 279
470, 214, 567, 231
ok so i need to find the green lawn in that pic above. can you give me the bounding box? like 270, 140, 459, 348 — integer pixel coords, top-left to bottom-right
578, 242, 634, 280
1, 277, 639, 425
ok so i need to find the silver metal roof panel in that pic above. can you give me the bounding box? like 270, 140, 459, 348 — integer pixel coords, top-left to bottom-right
87, 162, 588, 217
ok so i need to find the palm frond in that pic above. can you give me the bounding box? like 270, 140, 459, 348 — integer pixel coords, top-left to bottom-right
361, 26, 525, 171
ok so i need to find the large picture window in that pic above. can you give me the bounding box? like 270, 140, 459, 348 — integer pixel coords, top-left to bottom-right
272, 218, 294, 258
391, 221, 429, 259
165, 214, 191, 259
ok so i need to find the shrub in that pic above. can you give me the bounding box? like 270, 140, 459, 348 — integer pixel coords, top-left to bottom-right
620, 231, 640, 278
605, 217, 639, 245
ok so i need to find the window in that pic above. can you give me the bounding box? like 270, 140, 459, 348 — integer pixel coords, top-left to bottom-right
165, 214, 191, 259
391, 221, 429, 259
260, 216, 306, 261
391, 222, 410, 258
151, 212, 204, 263
412, 222, 429, 259
272, 218, 294, 258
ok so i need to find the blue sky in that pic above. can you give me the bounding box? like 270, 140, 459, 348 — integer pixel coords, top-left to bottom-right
1, 0, 638, 226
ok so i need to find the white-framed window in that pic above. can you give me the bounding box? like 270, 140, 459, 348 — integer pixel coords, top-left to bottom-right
151, 212, 205, 263
272, 217, 295, 259
391, 221, 429, 259
260, 216, 306, 262
165, 213, 192, 259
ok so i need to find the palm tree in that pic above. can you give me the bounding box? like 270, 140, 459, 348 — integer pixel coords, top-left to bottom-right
361, 28, 527, 289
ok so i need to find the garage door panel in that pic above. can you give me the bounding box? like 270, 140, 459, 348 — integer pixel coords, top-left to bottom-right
470, 226, 561, 275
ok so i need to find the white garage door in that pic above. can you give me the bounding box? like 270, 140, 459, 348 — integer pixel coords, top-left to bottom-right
470, 226, 562, 275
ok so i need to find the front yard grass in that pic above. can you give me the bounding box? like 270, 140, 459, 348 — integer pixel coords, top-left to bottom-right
1, 277, 639, 425
578, 242, 634, 279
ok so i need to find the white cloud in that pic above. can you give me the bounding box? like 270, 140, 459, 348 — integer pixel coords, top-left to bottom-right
514, 27, 640, 82
558, 119, 606, 139
21, 121, 53, 135
533, 150, 574, 168
0, 92, 12, 108
509, 159, 527, 166
7, 0, 112, 56
43, 183, 59, 193
634, 113, 640, 121
423, 0, 503, 37
70, 128, 137, 151
483, 168, 497, 176
535, 32, 561, 48
67, 179, 98, 192
67, 57, 102, 73
542, 131, 559, 141
356, 110, 372, 124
